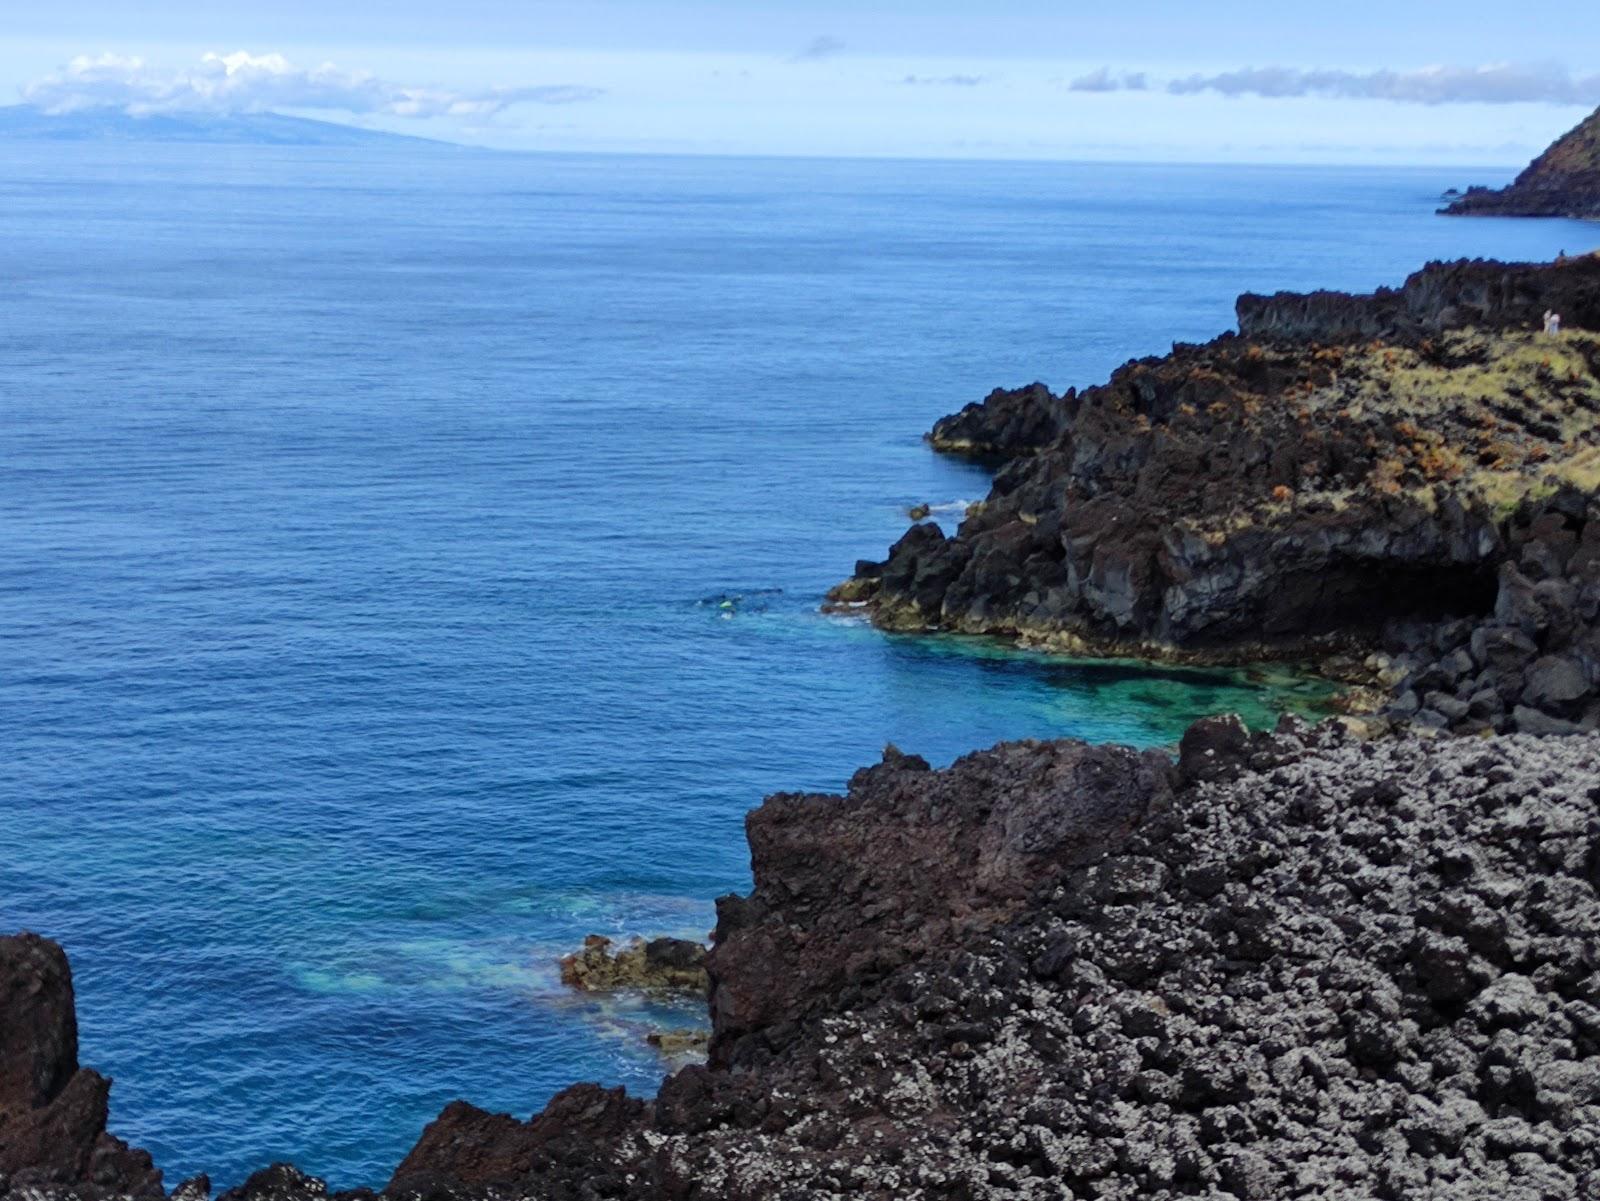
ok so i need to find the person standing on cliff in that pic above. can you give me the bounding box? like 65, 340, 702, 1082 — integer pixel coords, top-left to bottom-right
1544, 310, 1563, 335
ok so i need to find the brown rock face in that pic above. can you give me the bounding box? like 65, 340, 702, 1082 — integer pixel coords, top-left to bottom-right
1443, 105, 1600, 219
0, 933, 162, 1198
0, 933, 79, 1111
704, 740, 1173, 1065
386, 1085, 643, 1196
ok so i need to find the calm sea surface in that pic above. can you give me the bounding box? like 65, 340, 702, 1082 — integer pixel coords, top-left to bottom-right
1, 145, 1593, 1186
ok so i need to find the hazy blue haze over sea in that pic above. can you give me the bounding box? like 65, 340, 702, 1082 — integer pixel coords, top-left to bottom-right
1, 144, 1595, 1187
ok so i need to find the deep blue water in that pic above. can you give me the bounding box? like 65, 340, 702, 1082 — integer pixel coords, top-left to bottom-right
1, 145, 1594, 1188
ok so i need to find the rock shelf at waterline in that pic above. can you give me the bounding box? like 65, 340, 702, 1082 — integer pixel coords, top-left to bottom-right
833, 255, 1600, 738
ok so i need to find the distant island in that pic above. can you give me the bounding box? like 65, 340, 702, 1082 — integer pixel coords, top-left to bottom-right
0, 105, 456, 148
1443, 103, 1600, 219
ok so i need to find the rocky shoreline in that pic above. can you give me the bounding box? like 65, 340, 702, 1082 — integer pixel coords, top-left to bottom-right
1442, 105, 1600, 220
10, 255, 1600, 1199
558, 936, 709, 998
8, 718, 1600, 1199
830, 256, 1600, 737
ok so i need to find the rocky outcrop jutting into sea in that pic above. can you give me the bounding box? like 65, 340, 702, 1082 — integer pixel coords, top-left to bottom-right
1443, 106, 1600, 219
832, 256, 1600, 737
0, 934, 163, 1199
13, 719, 1600, 1199
558, 935, 709, 996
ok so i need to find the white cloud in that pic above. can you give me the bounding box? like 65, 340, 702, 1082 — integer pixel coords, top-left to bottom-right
1165, 62, 1600, 105
1067, 69, 1148, 93
20, 51, 602, 119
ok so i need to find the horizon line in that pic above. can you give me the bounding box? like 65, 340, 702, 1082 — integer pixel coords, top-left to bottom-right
0, 102, 1536, 173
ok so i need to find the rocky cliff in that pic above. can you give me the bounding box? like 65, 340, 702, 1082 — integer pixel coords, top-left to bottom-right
10, 719, 1600, 1199
1443, 107, 1600, 219
831, 256, 1600, 736
0, 934, 163, 1199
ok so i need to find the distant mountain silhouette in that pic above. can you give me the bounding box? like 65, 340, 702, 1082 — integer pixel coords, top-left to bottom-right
0, 105, 457, 147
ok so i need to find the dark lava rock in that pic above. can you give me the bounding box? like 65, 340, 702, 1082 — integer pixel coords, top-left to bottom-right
705, 738, 1174, 1063
10, 725, 1600, 1199
386, 1086, 643, 1197
379, 724, 1600, 1200
1442, 105, 1600, 219
1177, 713, 1250, 784
926, 381, 1079, 459
0, 933, 162, 1199
218, 1166, 327, 1201
1239, 255, 1600, 340
831, 255, 1600, 734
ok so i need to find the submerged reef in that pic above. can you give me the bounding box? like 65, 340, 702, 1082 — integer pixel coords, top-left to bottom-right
1443, 106, 1600, 220
832, 256, 1600, 736
9, 720, 1600, 1199
559, 935, 710, 996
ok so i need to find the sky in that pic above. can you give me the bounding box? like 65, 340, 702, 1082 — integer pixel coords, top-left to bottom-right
3, 1, 1599, 164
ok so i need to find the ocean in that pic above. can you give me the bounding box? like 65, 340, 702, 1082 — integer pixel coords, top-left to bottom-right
1, 144, 1593, 1187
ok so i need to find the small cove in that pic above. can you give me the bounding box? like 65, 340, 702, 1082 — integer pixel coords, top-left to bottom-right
1, 145, 1594, 1187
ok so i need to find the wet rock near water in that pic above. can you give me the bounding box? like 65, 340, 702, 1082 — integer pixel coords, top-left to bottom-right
369, 723, 1600, 1198
830, 256, 1600, 733
645, 1029, 709, 1061
558, 935, 709, 996
10, 721, 1600, 1198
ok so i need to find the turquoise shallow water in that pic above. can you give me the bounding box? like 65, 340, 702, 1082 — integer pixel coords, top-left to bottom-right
1, 145, 1594, 1187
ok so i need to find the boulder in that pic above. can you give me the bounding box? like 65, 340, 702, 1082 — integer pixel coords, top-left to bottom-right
558, 935, 707, 995
1524, 655, 1590, 712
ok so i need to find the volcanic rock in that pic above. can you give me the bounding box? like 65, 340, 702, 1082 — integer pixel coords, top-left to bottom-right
830, 256, 1600, 733
10, 723, 1600, 1199
705, 738, 1173, 1062
379, 722, 1600, 1200
1443, 105, 1600, 219
0, 933, 162, 1199
558, 935, 708, 996
386, 1086, 644, 1196
927, 381, 1079, 459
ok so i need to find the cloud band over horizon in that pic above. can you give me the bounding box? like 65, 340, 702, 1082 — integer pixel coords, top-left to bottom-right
1074, 61, 1600, 106
19, 51, 602, 119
